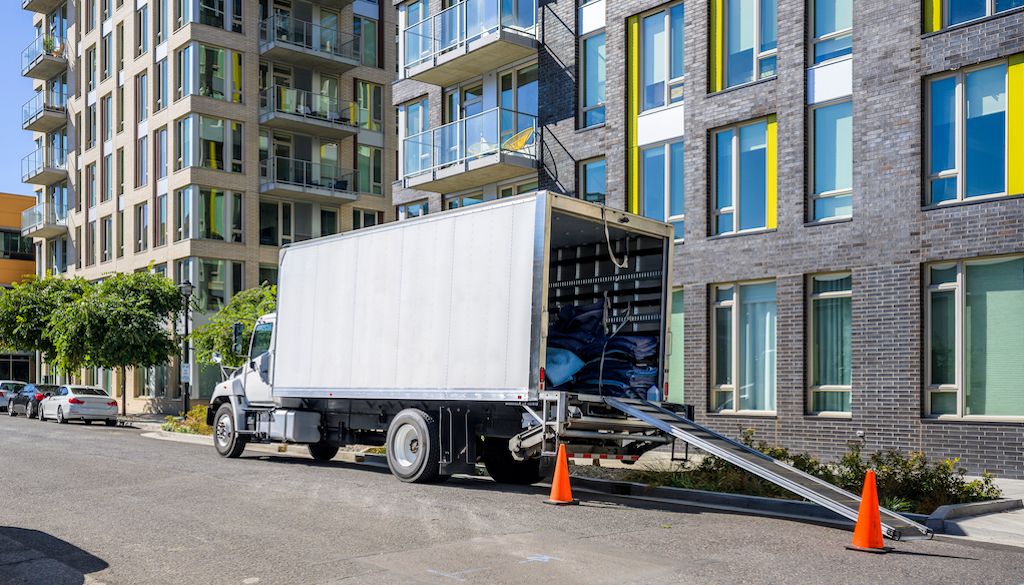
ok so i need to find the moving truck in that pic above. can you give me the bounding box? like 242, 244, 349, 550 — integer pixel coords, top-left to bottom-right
207, 191, 683, 484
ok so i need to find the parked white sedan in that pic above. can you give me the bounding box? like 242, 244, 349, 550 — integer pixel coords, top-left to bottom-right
39, 386, 118, 426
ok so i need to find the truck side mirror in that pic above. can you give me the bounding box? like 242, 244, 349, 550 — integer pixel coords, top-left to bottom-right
231, 323, 245, 355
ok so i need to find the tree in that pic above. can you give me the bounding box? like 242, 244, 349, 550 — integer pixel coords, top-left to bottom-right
191, 284, 277, 369
91, 272, 181, 416
0, 276, 91, 368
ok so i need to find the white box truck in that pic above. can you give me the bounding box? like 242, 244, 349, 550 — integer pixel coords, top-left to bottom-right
206, 191, 683, 483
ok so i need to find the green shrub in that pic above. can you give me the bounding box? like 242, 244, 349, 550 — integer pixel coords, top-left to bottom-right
624, 433, 1002, 514
161, 404, 212, 436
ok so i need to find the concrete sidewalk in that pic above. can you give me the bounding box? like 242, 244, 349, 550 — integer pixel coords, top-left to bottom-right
942, 478, 1024, 548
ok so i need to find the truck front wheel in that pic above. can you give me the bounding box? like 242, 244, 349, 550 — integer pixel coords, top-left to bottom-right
213, 403, 247, 458
385, 409, 444, 483
483, 437, 542, 485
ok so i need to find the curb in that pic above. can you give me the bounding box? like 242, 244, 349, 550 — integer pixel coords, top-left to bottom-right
926, 498, 1024, 532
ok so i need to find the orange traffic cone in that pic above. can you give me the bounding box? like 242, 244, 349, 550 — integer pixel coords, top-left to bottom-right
544, 444, 578, 506
846, 470, 890, 553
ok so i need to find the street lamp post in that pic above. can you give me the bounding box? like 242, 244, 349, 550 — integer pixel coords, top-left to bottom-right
178, 280, 194, 416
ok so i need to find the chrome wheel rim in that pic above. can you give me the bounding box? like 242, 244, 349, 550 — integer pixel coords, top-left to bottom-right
393, 423, 421, 469
215, 413, 233, 449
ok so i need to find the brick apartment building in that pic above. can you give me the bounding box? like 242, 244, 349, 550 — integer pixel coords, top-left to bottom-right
390, 0, 1024, 476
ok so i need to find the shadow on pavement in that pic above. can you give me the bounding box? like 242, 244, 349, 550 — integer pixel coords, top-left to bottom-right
0, 527, 108, 585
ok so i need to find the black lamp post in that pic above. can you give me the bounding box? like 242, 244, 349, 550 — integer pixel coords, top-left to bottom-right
178, 280, 194, 415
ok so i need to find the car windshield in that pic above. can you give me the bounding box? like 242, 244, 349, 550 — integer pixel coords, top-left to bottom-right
72, 388, 108, 396
1, 382, 25, 391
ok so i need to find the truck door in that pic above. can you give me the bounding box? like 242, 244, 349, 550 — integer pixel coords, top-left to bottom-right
243, 322, 275, 404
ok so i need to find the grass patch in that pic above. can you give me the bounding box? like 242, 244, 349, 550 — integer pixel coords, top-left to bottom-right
622, 430, 1002, 515
161, 404, 213, 436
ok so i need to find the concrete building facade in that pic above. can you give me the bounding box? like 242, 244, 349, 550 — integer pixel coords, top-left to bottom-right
390, 0, 1024, 476
21, 0, 396, 413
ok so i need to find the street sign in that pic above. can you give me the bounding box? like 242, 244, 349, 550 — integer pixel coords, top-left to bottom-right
181, 363, 191, 384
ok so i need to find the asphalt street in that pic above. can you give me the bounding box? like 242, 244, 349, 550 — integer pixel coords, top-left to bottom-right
1, 415, 1022, 585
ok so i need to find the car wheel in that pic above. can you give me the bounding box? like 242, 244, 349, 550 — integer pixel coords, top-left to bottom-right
37, 405, 45, 421
25, 402, 34, 419
213, 403, 247, 458
385, 409, 446, 484
8, 401, 16, 416
56, 407, 67, 424
104, 419, 117, 427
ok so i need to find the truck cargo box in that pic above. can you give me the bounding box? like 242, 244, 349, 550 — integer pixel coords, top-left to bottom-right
272, 191, 674, 403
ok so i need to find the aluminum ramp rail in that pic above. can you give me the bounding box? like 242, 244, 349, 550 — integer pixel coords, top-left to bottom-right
604, 397, 934, 541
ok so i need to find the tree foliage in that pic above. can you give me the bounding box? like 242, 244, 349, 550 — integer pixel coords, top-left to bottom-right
190, 284, 277, 368
0, 276, 91, 363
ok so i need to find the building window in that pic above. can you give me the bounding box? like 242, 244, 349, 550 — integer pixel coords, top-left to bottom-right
712, 0, 777, 90
136, 135, 149, 187
136, 72, 149, 122
355, 17, 379, 67
580, 31, 606, 125
101, 34, 112, 80
174, 186, 244, 242
136, 5, 149, 57
134, 202, 149, 252
931, 0, 1024, 30
86, 45, 97, 92
175, 115, 192, 170
580, 157, 607, 204
640, 141, 685, 240
398, 200, 429, 220
154, 194, 167, 246
640, 3, 684, 112
116, 148, 125, 197
812, 0, 851, 64
352, 209, 379, 230
445, 193, 485, 209
178, 258, 244, 312
101, 154, 112, 202
926, 256, 1024, 418
155, 126, 168, 179
116, 210, 124, 258
668, 289, 684, 403
101, 215, 113, 262
713, 117, 775, 235
259, 265, 278, 286
357, 145, 383, 195
86, 221, 97, 266
86, 104, 97, 149
321, 208, 338, 236
810, 100, 852, 221
175, 44, 193, 100
356, 81, 384, 132
402, 96, 429, 176
154, 0, 167, 44
86, 163, 97, 207
117, 85, 125, 133
808, 273, 851, 414
155, 58, 168, 111
927, 60, 1014, 204
0, 231, 34, 261
101, 94, 112, 141
712, 281, 777, 413
499, 180, 539, 199
175, 115, 243, 172
116, 22, 124, 72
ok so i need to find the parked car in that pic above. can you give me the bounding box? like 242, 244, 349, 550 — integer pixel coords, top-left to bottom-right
39, 386, 118, 425
0, 381, 26, 412
7, 384, 59, 418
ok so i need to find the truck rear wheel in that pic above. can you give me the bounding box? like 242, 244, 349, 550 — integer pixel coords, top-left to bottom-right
386, 409, 444, 483
214, 403, 247, 458
307, 442, 339, 462
483, 437, 542, 485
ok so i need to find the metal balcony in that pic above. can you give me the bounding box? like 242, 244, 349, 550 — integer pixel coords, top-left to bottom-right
22, 35, 67, 80
22, 148, 68, 185
259, 156, 360, 203
403, 0, 537, 87
22, 91, 67, 133
21, 203, 68, 239
259, 16, 360, 73
402, 107, 538, 193
22, 0, 63, 14
259, 86, 359, 141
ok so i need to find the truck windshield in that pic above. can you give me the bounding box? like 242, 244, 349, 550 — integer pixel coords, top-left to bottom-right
250, 323, 273, 359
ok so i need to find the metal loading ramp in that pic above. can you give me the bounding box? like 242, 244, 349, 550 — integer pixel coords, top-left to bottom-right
603, 397, 934, 541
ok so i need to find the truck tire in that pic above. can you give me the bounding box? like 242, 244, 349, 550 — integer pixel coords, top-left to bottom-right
307, 442, 339, 462
385, 409, 444, 483
483, 437, 543, 485
213, 403, 247, 458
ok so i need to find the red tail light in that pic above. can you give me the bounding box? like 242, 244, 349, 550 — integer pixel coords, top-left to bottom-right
0, 391, 5, 397
67, 397, 85, 405
107, 401, 118, 407
539, 367, 545, 391
35, 393, 45, 402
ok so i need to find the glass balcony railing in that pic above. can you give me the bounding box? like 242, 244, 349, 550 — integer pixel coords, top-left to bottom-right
21, 34, 67, 74
259, 85, 356, 127
22, 202, 67, 233
404, 0, 536, 70
261, 156, 358, 195
402, 107, 537, 178
22, 91, 67, 126
22, 147, 67, 181
259, 15, 359, 62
